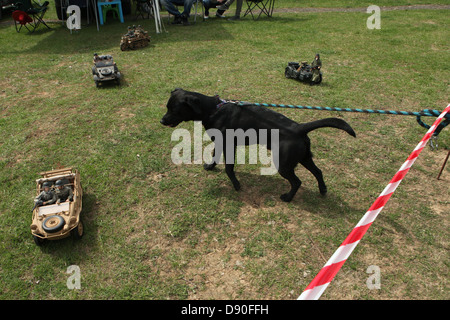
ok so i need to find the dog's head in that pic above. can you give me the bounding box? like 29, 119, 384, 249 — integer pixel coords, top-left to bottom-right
160, 88, 202, 128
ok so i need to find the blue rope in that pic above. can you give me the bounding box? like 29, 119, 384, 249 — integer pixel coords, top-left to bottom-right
238, 101, 442, 117
236, 101, 449, 136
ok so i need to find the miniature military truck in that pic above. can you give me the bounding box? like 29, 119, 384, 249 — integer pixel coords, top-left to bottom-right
120, 25, 150, 51
285, 61, 322, 84
30, 167, 83, 246
92, 54, 121, 87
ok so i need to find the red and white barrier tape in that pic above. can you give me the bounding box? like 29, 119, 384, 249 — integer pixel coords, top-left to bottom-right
298, 104, 450, 300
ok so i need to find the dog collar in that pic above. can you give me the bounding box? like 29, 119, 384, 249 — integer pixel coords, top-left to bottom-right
217, 98, 227, 108
216, 96, 240, 108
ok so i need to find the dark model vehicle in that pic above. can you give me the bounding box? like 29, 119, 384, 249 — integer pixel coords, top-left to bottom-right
92, 54, 121, 87
120, 25, 150, 51
285, 61, 323, 85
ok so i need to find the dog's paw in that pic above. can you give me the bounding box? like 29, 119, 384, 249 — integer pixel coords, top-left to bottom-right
232, 181, 241, 191
319, 187, 327, 196
280, 193, 293, 202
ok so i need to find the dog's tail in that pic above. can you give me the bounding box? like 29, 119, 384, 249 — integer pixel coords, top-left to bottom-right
298, 118, 356, 137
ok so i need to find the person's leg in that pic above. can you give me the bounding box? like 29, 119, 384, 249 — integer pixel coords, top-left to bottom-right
216, 9, 226, 17
160, 0, 182, 16
217, 0, 234, 10
234, 0, 242, 16
181, 0, 195, 17
203, 0, 211, 17
228, 0, 242, 20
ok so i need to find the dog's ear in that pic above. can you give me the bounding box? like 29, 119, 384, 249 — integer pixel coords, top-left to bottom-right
185, 95, 202, 115
171, 88, 183, 95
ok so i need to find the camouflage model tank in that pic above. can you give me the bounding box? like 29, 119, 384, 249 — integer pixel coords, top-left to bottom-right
285, 60, 323, 84
120, 25, 150, 51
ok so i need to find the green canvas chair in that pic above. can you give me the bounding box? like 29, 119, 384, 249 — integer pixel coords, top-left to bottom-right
12, 0, 50, 32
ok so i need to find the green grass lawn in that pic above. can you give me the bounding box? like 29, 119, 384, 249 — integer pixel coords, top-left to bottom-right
0, 1, 449, 300
273, 0, 450, 8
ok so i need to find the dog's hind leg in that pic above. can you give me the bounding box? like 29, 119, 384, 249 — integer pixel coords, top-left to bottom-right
225, 163, 241, 191
278, 166, 302, 202
223, 143, 241, 191
300, 157, 327, 195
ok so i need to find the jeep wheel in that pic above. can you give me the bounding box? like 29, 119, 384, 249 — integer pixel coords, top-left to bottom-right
33, 235, 46, 246
42, 215, 65, 233
285, 67, 292, 79
71, 220, 84, 240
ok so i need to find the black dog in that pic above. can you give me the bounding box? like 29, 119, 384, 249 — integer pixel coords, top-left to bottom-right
160, 88, 356, 202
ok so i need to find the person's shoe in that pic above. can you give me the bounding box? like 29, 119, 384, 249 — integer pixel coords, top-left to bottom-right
181, 14, 190, 26
216, 12, 226, 18
171, 15, 182, 24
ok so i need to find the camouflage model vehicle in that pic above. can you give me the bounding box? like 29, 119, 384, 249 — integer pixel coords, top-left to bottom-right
120, 25, 150, 51
285, 61, 322, 84
30, 168, 83, 246
92, 54, 121, 87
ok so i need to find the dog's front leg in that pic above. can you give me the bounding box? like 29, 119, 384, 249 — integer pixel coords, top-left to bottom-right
203, 142, 222, 171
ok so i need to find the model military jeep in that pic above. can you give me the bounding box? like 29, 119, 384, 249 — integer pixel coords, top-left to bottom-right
285, 61, 322, 84
30, 167, 83, 246
92, 54, 121, 87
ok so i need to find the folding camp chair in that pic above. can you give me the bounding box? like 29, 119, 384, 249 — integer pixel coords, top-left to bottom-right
243, 0, 274, 20
134, 0, 154, 20
12, 10, 33, 32
12, 0, 50, 32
